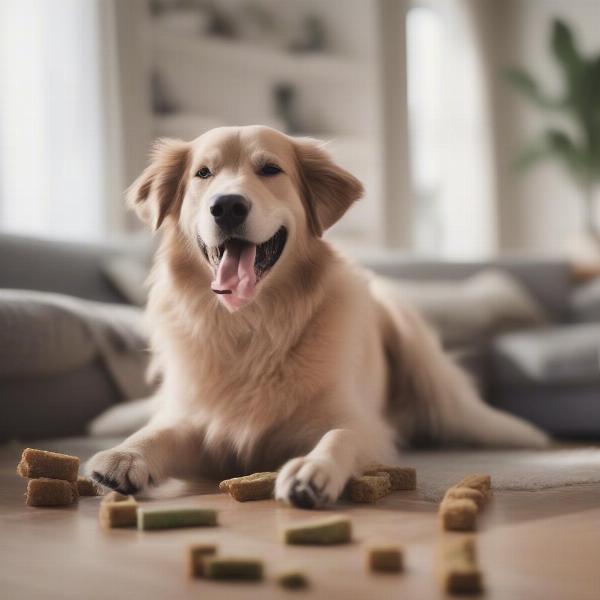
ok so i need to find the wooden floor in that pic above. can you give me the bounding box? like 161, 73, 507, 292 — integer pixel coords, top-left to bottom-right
1, 440, 599, 600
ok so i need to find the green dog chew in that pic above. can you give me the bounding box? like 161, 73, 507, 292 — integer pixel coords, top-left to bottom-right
283, 516, 352, 545
277, 570, 309, 589
137, 507, 218, 530
363, 465, 417, 491
349, 474, 391, 503
17, 448, 80, 482
219, 472, 277, 501
203, 557, 263, 581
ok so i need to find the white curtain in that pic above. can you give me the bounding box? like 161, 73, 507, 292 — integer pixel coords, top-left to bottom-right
0, 0, 123, 241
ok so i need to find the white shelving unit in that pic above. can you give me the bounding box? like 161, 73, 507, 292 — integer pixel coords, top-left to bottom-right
119, 0, 385, 247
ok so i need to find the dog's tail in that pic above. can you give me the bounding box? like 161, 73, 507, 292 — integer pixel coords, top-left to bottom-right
88, 397, 156, 437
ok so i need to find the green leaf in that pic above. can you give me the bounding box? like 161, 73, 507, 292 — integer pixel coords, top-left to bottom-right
503, 68, 560, 109
551, 19, 580, 68
513, 141, 551, 172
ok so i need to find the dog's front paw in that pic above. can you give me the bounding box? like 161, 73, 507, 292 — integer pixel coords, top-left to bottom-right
275, 456, 347, 509
86, 448, 152, 495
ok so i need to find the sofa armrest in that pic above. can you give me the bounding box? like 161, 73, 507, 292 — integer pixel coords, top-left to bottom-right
0, 233, 147, 304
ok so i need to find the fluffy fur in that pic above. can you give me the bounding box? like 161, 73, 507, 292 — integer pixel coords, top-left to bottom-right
87, 125, 549, 508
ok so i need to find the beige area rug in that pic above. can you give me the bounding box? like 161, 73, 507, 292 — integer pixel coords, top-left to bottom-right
404, 448, 600, 500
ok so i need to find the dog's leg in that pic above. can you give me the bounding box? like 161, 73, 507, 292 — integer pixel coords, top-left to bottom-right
275, 429, 366, 509
86, 417, 202, 494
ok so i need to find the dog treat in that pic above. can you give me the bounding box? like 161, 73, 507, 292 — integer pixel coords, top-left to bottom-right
219, 472, 277, 501
349, 474, 392, 503
99, 497, 138, 528
187, 543, 218, 577
440, 498, 478, 531
366, 544, 404, 573
203, 557, 264, 581
283, 515, 352, 545
101, 491, 129, 504
444, 486, 486, 509
277, 570, 309, 589
26, 477, 77, 507
76, 476, 99, 497
363, 465, 417, 491
457, 474, 491, 496
17, 448, 79, 482
137, 507, 217, 530
437, 536, 483, 595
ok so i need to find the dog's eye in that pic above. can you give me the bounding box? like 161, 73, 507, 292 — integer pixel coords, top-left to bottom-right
258, 163, 282, 177
196, 166, 212, 179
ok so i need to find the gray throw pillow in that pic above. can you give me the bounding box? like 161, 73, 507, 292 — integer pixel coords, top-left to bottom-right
571, 278, 600, 323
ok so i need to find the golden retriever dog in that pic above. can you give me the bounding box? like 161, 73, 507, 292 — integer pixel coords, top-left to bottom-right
87, 125, 548, 508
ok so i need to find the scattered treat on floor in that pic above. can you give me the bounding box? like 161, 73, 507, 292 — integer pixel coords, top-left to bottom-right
440, 498, 478, 531
276, 570, 309, 589
203, 557, 264, 581
25, 477, 78, 507
17, 448, 79, 482
283, 515, 352, 545
443, 486, 486, 509
366, 543, 404, 573
349, 474, 392, 503
457, 474, 491, 497
363, 465, 417, 491
437, 536, 483, 595
137, 507, 218, 530
219, 472, 277, 501
187, 543, 218, 578
101, 491, 129, 504
76, 476, 99, 497
99, 497, 138, 528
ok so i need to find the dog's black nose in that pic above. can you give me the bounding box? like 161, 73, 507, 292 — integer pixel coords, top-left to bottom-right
210, 194, 250, 231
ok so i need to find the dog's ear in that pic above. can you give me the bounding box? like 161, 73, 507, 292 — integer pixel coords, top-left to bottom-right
293, 138, 364, 236
127, 138, 191, 230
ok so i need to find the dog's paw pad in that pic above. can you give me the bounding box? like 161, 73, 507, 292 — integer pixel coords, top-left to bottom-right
86, 449, 151, 495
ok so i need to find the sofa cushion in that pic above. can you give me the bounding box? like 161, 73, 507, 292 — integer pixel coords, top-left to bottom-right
371, 270, 548, 348
570, 278, 600, 323
491, 323, 600, 387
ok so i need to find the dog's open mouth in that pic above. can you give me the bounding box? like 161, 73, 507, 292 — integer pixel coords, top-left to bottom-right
199, 227, 287, 311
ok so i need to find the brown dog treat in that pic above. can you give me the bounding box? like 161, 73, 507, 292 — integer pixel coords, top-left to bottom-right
457, 474, 491, 495
277, 570, 309, 589
366, 544, 404, 573
187, 543, 218, 577
437, 536, 483, 595
99, 497, 138, 528
440, 498, 478, 531
101, 491, 129, 504
349, 474, 391, 503
219, 472, 277, 501
17, 448, 79, 482
26, 478, 77, 507
444, 486, 486, 509
364, 465, 417, 491
76, 476, 100, 497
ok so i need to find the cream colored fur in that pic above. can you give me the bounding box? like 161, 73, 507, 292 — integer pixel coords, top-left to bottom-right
87, 126, 549, 508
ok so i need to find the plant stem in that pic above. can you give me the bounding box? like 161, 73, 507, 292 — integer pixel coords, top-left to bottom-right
582, 185, 600, 241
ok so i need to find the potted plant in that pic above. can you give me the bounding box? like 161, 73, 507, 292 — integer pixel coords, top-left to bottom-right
505, 19, 600, 267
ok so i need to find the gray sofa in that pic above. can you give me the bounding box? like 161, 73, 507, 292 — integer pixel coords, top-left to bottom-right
1, 233, 599, 441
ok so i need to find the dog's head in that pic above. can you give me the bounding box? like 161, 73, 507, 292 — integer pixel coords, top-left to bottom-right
128, 126, 363, 311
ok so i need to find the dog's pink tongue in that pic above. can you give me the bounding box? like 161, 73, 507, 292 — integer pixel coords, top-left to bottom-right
211, 240, 257, 311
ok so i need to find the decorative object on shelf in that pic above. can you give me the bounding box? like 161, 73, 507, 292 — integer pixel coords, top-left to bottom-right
505, 19, 600, 269
289, 14, 327, 54
273, 83, 302, 134
151, 71, 178, 115
236, 2, 278, 47
205, 2, 237, 39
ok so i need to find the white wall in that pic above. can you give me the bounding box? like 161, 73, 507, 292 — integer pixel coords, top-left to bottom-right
495, 0, 600, 256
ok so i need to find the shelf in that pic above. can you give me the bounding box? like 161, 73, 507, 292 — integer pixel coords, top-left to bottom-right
152, 24, 373, 86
